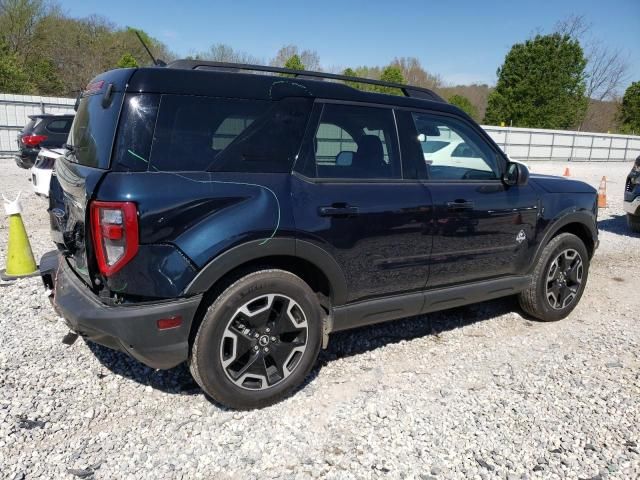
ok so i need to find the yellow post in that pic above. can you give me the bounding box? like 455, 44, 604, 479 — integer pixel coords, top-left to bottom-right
1, 192, 38, 280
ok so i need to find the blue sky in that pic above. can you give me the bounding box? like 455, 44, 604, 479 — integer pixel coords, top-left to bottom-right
61, 0, 640, 91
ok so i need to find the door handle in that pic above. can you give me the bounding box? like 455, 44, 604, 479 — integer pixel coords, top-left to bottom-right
318, 204, 359, 217
446, 200, 474, 211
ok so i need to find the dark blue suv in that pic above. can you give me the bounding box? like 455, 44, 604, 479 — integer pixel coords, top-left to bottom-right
41, 61, 598, 409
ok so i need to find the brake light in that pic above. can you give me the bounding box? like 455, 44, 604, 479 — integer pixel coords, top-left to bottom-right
22, 134, 48, 147
90, 201, 138, 276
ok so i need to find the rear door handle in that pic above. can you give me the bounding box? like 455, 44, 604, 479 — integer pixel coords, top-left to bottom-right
318, 204, 359, 217
446, 200, 474, 211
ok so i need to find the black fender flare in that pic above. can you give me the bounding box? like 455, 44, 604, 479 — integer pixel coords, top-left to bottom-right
183, 238, 349, 305
529, 210, 598, 273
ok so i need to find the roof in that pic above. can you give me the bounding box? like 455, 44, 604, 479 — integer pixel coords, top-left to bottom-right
112, 62, 462, 116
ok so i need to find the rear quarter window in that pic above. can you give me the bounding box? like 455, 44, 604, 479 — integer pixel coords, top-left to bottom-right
66, 92, 124, 169
150, 95, 312, 172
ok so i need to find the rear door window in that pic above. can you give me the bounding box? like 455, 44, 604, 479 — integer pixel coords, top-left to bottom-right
304, 103, 401, 179
150, 95, 312, 172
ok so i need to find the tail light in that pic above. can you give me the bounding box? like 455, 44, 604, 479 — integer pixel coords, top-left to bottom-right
90, 201, 139, 276
21, 134, 48, 147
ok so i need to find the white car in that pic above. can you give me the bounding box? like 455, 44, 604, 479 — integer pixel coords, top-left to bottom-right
31, 148, 64, 197
421, 138, 493, 173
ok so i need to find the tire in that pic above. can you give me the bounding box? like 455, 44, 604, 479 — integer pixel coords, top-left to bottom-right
627, 213, 640, 233
190, 269, 322, 410
518, 233, 589, 322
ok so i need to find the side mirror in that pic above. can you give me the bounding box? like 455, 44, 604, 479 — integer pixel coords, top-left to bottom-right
503, 161, 529, 186
336, 151, 354, 166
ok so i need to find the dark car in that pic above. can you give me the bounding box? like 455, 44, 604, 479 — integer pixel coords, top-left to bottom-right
624, 155, 640, 232
15, 114, 74, 169
40, 62, 598, 409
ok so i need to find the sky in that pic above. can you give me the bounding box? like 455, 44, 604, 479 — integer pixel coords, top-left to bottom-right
60, 0, 640, 91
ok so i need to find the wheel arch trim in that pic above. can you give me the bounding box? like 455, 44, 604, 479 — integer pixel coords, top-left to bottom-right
530, 211, 598, 273
183, 238, 349, 305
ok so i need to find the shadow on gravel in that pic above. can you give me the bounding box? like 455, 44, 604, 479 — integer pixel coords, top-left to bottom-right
598, 214, 640, 238
86, 295, 521, 402
86, 342, 201, 395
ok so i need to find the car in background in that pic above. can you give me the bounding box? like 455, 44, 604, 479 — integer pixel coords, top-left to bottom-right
15, 114, 73, 169
420, 136, 494, 176
31, 147, 64, 197
624, 155, 640, 232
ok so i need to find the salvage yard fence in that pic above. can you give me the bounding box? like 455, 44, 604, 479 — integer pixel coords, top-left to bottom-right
0, 93, 75, 156
1, 93, 639, 162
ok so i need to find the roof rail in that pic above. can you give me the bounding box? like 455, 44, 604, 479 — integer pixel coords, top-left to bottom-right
166, 59, 445, 103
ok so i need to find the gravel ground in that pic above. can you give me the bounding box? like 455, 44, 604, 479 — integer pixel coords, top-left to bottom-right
0, 159, 638, 480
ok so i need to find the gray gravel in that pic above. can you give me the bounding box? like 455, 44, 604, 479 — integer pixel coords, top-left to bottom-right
1, 160, 639, 479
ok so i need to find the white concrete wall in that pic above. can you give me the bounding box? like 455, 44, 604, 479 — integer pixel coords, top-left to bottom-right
482, 125, 640, 162
0, 94, 75, 155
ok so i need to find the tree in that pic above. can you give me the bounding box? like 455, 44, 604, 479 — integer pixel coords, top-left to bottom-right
271, 45, 319, 71
116, 53, 138, 68
555, 14, 628, 129
375, 65, 404, 95
391, 57, 441, 89
448, 94, 479, 120
618, 81, 640, 134
283, 54, 304, 71
0, 40, 32, 93
197, 43, 260, 64
484, 33, 588, 129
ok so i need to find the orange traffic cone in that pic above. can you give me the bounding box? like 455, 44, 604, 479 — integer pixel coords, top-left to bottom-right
563, 167, 571, 177
597, 176, 607, 208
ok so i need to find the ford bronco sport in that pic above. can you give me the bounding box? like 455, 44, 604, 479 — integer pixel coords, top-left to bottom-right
40, 61, 598, 409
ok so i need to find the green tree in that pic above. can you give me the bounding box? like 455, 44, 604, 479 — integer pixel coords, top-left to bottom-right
376, 65, 404, 95
448, 94, 479, 120
283, 54, 305, 71
116, 52, 138, 68
618, 81, 640, 134
0, 40, 32, 93
484, 33, 588, 129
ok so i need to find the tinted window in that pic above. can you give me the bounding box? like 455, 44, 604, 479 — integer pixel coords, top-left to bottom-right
111, 94, 160, 171
150, 95, 312, 172
67, 92, 124, 168
46, 119, 72, 134
411, 112, 499, 180
309, 103, 401, 179
21, 119, 37, 134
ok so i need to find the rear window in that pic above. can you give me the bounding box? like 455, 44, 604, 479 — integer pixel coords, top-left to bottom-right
45, 119, 72, 134
66, 92, 124, 168
150, 95, 312, 172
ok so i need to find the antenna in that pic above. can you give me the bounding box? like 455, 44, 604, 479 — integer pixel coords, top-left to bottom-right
134, 30, 166, 67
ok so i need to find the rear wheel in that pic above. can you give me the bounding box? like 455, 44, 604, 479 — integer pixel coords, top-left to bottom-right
627, 213, 640, 233
190, 269, 322, 409
518, 233, 589, 322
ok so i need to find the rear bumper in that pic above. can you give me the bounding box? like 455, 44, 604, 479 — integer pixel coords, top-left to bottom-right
40, 251, 203, 369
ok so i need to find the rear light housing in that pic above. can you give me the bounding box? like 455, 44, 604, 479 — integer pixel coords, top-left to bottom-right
21, 134, 48, 147
90, 201, 139, 276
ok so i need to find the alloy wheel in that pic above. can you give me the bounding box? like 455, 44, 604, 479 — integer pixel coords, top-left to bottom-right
219, 294, 308, 390
545, 248, 584, 310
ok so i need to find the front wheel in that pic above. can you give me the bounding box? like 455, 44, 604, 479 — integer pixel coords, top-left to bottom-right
518, 233, 589, 322
190, 269, 323, 410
